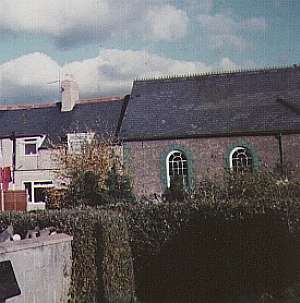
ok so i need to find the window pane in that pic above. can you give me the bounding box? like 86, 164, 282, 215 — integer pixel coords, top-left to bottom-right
24, 182, 32, 202
231, 147, 253, 173
34, 188, 48, 203
168, 150, 188, 187
25, 143, 37, 155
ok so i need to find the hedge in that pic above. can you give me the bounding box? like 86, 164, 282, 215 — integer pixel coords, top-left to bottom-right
1, 197, 300, 303
0, 208, 135, 303
126, 201, 300, 303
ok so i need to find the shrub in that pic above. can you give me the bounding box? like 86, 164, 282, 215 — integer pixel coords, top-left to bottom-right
126, 202, 300, 303
162, 175, 190, 202
106, 164, 135, 204
126, 171, 300, 303
48, 136, 135, 208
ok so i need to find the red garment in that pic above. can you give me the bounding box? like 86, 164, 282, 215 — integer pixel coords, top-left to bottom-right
2, 167, 12, 182
0, 167, 12, 191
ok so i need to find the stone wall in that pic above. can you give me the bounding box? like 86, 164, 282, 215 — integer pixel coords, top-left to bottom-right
124, 134, 300, 196
0, 233, 72, 303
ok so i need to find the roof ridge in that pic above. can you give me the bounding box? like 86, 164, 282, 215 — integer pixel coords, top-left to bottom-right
134, 64, 299, 83
76, 96, 123, 105
0, 102, 57, 111
0, 96, 124, 111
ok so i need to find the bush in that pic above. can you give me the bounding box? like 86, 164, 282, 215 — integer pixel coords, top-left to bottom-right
162, 175, 190, 202
49, 135, 135, 208
193, 171, 300, 214
127, 202, 300, 303
126, 171, 300, 303
2, 171, 300, 303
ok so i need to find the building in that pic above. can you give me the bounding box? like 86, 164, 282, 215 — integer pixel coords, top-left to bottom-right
0, 65, 300, 208
0, 76, 125, 210
120, 66, 300, 196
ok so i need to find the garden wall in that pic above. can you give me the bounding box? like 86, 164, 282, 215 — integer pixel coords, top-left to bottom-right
0, 233, 72, 303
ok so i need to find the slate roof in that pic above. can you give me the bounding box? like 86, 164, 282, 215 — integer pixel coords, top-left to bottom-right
0, 97, 124, 144
120, 66, 300, 141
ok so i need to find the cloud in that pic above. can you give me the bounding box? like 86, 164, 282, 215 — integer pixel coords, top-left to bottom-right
0, 50, 239, 104
220, 57, 240, 70
0, 53, 60, 103
61, 48, 213, 97
211, 34, 246, 50
0, 0, 189, 48
145, 5, 188, 41
197, 12, 266, 50
241, 17, 266, 31
185, 0, 214, 14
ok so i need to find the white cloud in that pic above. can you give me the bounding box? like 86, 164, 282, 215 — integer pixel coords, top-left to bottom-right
197, 12, 266, 50
0, 53, 60, 102
145, 5, 188, 41
63, 48, 213, 96
0, 0, 189, 47
0, 50, 239, 103
198, 13, 238, 35
220, 57, 239, 70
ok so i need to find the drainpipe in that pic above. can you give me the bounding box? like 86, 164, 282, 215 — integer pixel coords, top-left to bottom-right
275, 133, 284, 177
11, 132, 16, 184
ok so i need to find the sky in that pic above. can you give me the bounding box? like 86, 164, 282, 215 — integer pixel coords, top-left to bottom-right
0, 0, 299, 104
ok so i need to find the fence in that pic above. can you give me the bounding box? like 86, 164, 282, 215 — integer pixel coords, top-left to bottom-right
0, 191, 26, 212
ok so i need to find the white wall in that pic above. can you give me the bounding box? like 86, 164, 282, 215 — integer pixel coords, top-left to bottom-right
0, 234, 73, 303
0, 136, 59, 190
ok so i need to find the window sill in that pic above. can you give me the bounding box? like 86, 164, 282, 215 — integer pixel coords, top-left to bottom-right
27, 202, 46, 211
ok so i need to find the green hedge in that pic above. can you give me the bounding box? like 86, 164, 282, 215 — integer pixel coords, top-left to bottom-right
0, 208, 135, 303
126, 201, 300, 303
2, 194, 300, 303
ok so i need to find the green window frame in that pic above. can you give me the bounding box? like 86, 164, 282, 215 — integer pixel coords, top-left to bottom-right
224, 141, 261, 172
160, 144, 194, 190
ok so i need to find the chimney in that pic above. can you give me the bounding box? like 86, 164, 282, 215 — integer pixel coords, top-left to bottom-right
61, 74, 79, 112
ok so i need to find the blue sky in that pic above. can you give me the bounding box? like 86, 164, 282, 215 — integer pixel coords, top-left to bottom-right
0, 0, 299, 103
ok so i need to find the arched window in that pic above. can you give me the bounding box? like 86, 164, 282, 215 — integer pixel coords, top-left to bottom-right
229, 146, 253, 173
166, 150, 188, 187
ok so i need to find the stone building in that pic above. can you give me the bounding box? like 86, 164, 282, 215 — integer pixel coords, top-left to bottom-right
120, 66, 300, 196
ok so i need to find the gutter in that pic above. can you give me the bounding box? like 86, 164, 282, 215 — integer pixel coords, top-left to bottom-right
121, 129, 300, 142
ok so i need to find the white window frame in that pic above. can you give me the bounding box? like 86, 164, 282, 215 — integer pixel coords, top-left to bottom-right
24, 138, 38, 156
23, 136, 45, 156
67, 132, 95, 154
166, 150, 188, 188
24, 180, 53, 203
229, 146, 253, 172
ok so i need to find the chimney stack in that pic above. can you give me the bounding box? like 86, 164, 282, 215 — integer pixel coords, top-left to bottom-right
61, 74, 79, 112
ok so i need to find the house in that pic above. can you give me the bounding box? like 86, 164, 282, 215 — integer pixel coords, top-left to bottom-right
0, 65, 300, 208
0, 76, 126, 210
120, 66, 300, 196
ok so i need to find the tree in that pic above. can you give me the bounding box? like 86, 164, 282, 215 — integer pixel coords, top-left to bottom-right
48, 134, 134, 208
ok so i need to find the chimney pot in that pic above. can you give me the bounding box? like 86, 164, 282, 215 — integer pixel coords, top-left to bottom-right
61, 75, 79, 112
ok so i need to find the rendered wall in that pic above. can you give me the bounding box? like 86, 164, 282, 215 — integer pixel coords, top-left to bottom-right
0, 233, 72, 303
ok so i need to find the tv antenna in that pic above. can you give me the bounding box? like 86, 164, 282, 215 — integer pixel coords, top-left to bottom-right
47, 69, 63, 100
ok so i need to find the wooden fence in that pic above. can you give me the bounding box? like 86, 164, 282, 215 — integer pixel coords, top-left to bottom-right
0, 191, 27, 211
